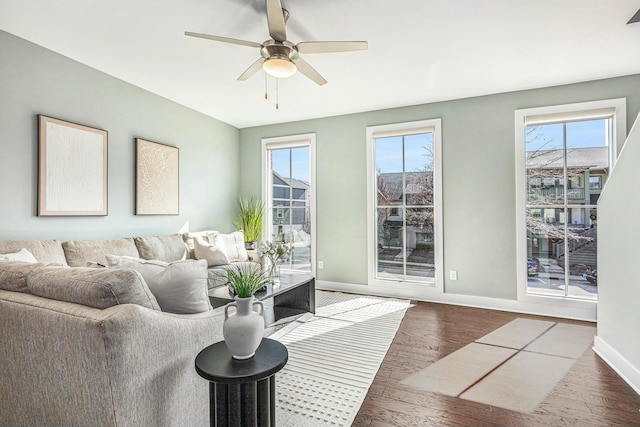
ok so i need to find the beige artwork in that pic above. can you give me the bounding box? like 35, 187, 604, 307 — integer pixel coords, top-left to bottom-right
38, 115, 108, 216
135, 138, 179, 215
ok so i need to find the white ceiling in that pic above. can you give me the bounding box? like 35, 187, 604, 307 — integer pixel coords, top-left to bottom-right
2, 0, 640, 128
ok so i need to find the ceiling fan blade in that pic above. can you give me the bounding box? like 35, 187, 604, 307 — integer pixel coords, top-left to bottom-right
184, 31, 261, 49
628, 9, 640, 24
294, 57, 327, 86
265, 0, 287, 42
296, 41, 368, 54
238, 58, 265, 81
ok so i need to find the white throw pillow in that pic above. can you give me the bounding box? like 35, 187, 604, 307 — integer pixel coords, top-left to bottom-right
0, 248, 38, 263
105, 255, 211, 314
208, 231, 248, 262
194, 235, 230, 267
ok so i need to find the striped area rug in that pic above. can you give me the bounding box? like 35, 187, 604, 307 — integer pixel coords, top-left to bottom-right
272, 291, 411, 426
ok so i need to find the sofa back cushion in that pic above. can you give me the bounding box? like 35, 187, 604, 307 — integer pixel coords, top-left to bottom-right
0, 240, 68, 266
26, 266, 160, 310
62, 238, 140, 267
134, 234, 186, 262
0, 262, 49, 293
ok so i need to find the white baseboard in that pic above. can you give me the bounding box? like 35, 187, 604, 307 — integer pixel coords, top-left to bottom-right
316, 280, 596, 322
593, 336, 640, 395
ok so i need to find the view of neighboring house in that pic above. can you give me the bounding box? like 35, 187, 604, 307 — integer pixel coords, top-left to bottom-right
271, 170, 312, 269
377, 172, 434, 249
525, 146, 606, 295
376, 171, 434, 279
526, 146, 607, 207
272, 170, 310, 238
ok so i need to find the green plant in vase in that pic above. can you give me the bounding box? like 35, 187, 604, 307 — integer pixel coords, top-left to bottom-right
222, 263, 270, 359
225, 263, 271, 298
233, 197, 265, 250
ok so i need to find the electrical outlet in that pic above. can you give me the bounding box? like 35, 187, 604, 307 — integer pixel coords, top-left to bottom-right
449, 270, 458, 280
318, 260, 324, 269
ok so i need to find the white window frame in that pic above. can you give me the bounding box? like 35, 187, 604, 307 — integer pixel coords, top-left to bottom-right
366, 119, 444, 292
515, 98, 626, 307
261, 133, 316, 275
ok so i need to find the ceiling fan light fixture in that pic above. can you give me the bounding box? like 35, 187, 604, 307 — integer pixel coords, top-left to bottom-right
263, 57, 297, 79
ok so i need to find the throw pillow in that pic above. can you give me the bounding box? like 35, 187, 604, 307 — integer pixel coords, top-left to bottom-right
194, 235, 230, 267
105, 255, 212, 314
0, 248, 38, 263
181, 230, 218, 259
208, 230, 248, 262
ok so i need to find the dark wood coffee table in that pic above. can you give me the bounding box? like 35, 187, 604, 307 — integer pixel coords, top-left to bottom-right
209, 273, 315, 323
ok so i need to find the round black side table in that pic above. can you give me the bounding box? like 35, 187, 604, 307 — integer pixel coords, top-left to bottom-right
195, 338, 288, 427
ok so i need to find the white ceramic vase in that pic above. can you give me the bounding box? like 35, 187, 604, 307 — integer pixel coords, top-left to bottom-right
223, 296, 265, 360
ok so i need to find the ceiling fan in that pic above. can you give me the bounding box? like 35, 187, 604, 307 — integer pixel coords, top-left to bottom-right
185, 0, 367, 86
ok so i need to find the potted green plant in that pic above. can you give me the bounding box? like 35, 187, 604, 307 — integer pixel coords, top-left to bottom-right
233, 197, 265, 250
225, 263, 270, 298
222, 264, 270, 359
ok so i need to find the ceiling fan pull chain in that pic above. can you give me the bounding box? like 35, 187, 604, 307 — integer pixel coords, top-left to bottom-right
276, 78, 279, 110
265, 73, 269, 100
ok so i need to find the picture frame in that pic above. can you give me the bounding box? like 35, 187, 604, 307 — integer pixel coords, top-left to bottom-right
135, 138, 179, 215
38, 115, 108, 216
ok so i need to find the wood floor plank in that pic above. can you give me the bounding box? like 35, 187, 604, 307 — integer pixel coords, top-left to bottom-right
356, 301, 640, 426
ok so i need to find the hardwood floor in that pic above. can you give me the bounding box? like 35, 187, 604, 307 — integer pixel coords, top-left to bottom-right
353, 302, 640, 426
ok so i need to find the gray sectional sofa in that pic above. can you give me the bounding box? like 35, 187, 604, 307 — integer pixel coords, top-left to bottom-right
0, 232, 249, 427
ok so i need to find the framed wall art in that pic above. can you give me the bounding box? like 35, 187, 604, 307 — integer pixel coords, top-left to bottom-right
38, 115, 108, 216
135, 138, 179, 215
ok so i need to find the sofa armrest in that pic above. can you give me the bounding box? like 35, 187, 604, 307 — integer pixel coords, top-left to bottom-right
101, 304, 225, 427
0, 290, 224, 427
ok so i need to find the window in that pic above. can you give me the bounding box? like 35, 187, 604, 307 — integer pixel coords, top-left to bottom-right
515, 99, 626, 302
366, 119, 443, 289
262, 134, 316, 273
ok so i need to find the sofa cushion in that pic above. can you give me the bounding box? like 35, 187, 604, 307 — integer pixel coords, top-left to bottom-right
26, 266, 161, 310
208, 231, 248, 262
181, 230, 217, 259
0, 262, 49, 293
106, 255, 211, 314
0, 248, 38, 263
62, 238, 140, 267
0, 240, 68, 265
194, 235, 229, 267
134, 234, 186, 262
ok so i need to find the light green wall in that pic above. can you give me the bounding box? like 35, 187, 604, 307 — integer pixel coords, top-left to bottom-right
240, 74, 640, 300
0, 30, 240, 241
